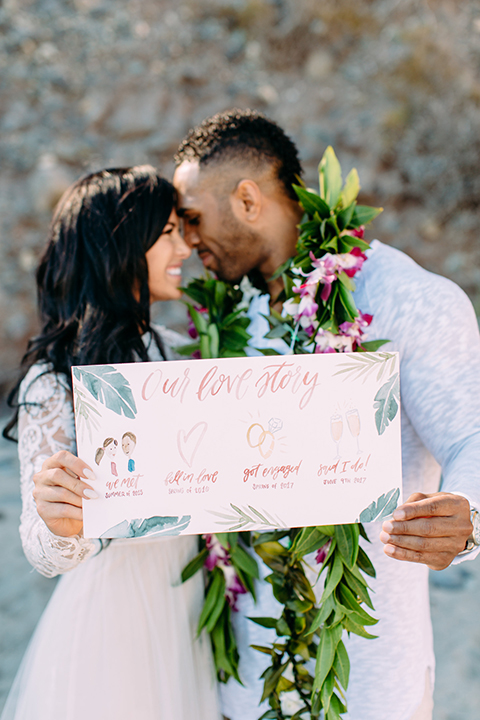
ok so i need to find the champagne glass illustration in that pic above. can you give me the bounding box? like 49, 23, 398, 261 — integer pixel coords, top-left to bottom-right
330, 413, 343, 459
347, 408, 362, 453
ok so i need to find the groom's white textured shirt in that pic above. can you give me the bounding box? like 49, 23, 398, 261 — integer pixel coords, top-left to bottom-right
219, 241, 480, 720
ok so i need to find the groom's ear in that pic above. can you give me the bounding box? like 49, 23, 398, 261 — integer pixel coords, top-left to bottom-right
230, 180, 262, 223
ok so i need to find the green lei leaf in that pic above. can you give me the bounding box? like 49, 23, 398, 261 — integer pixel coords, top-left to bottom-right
181, 145, 385, 719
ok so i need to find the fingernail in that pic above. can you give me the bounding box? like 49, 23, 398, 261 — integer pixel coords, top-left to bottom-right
384, 544, 395, 556
83, 468, 96, 481
379, 531, 391, 544
393, 509, 406, 520
383, 521, 394, 533
83, 488, 99, 500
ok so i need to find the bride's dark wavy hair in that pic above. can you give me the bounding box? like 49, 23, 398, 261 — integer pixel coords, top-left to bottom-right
4, 165, 174, 440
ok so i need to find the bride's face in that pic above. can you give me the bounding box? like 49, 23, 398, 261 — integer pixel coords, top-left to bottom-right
146, 210, 191, 302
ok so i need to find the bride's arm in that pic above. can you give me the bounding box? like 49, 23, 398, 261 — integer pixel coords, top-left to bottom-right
17, 365, 102, 578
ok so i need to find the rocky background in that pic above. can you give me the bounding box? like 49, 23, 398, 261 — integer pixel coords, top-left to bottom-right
1, 0, 480, 397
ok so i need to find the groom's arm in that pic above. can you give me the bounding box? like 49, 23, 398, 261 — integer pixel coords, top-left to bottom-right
375, 260, 480, 571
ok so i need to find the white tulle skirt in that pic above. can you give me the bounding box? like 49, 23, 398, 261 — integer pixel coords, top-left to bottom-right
1, 536, 221, 720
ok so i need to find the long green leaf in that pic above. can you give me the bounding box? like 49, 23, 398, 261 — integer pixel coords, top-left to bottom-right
174, 341, 201, 357
357, 546, 376, 578
342, 566, 374, 610
337, 282, 358, 321
231, 544, 260, 579
328, 692, 346, 719
337, 585, 377, 626
360, 339, 390, 352
313, 624, 342, 693
268, 256, 293, 282
260, 660, 290, 702
336, 202, 356, 231
189, 304, 209, 334
291, 527, 329, 557
349, 205, 383, 226
343, 615, 378, 639
205, 577, 229, 633
248, 616, 278, 630
294, 185, 331, 219
211, 608, 236, 679
197, 569, 225, 633
207, 324, 220, 358
319, 146, 342, 208
334, 524, 359, 568
338, 271, 356, 292
320, 668, 336, 714
334, 524, 354, 568
341, 168, 360, 208
181, 547, 209, 583
310, 594, 335, 634
321, 552, 344, 602
333, 640, 350, 689
199, 334, 211, 359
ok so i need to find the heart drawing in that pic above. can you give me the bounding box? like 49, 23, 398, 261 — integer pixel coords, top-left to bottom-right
177, 422, 208, 468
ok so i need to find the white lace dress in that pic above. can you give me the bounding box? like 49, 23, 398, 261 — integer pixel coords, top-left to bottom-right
1, 331, 221, 720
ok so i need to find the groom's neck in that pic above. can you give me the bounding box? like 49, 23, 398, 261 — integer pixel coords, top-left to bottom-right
258, 201, 300, 305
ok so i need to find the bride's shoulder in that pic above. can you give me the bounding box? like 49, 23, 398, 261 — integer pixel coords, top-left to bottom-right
19, 363, 70, 405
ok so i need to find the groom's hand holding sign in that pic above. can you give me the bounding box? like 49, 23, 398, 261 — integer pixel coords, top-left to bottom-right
380, 491, 472, 569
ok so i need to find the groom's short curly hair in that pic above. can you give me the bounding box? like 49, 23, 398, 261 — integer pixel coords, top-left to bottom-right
174, 108, 302, 200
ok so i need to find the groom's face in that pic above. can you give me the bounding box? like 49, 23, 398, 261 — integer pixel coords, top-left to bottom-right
173, 160, 265, 283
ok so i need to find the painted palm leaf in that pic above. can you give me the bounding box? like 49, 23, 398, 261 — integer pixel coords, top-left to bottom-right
72, 365, 137, 419
73, 386, 101, 442
210, 504, 286, 531
358, 488, 401, 523
100, 515, 191, 539
334, 352, 397, 383
373, 372, 400, 435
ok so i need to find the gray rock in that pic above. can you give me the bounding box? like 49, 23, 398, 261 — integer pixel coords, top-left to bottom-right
106, 87, 166, 140
0, 0, 480, 390
29, 154, 75, 213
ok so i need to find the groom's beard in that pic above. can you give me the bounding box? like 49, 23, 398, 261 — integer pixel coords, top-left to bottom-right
211, 208, 264, 283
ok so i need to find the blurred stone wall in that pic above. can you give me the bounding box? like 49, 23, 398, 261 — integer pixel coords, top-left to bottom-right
1, 0, 480, 395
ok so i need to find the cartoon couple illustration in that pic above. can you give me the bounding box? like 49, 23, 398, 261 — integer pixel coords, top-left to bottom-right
95, 432, 137, 476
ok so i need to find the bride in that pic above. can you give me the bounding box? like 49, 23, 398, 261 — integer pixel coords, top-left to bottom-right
1, 166, 221, 720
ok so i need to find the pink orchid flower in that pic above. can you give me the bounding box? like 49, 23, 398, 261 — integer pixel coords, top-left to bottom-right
204, 534, 229, 571
314, 309, 372, 353
283, 293, 318, 324
314, 329, 347, 353
222, 564, 247, 610
345, 225, 365, 239
338, 311, 373, 350
203, 535, 247, 611
337, 247, 367, 278
315, 540, 332, 565
295, 249, 367, 304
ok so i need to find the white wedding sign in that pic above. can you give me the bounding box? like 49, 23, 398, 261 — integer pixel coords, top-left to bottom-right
72, 351, 403, 539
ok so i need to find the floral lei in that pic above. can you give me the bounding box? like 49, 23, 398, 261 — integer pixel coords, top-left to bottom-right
179, 147, 385, 720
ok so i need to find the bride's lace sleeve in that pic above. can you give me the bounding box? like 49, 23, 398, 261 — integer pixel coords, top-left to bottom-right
17, 364, 101, 578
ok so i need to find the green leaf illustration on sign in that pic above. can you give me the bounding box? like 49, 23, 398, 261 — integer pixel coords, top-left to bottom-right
73, 386, 101, 443
373, 372, 400, 434
334, 352, 397, 383
100, 515, 191, 539
358, 488, 401, 523
210, 504, 286, 532
72, 365, 137, 419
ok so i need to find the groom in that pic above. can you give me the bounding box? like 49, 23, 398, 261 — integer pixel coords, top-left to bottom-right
173, 109, 480, 720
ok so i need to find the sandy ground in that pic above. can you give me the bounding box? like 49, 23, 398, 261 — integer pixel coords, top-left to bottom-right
1, 424, 479, 718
